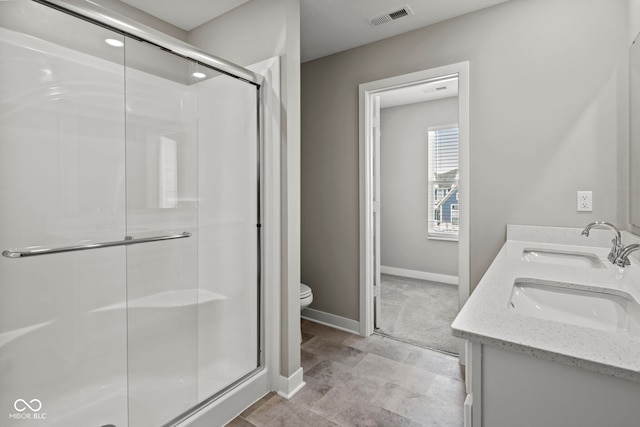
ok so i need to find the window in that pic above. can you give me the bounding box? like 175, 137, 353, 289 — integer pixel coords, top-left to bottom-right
428, 126, 459, 240
159, 136, 178, 209
450, 204, 459, 225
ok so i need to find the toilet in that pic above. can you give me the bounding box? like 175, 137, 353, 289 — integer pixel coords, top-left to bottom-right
299, 283, 313, 343
300, 283, 313, 311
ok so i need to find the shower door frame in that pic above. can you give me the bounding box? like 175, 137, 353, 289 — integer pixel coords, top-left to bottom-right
32, 0, 261, 86
23, 0, 271, 425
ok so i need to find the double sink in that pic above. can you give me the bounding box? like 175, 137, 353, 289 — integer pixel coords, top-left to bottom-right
509, 248, 640, 337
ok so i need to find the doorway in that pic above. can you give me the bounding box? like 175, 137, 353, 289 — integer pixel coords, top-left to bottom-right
358, 63, 470, 359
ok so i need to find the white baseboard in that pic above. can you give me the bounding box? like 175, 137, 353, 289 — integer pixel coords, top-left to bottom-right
381, 265, 458, 285
276, 367, 305, 400
301, 308, 360, 335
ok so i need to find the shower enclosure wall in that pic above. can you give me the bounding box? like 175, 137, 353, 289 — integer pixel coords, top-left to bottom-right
0, 1, 264, 426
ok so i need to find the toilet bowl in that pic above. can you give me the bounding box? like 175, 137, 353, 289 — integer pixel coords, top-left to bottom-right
300, 283, 313, 311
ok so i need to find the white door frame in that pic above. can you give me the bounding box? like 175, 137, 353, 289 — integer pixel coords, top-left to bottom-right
372, 94, 382, 328
357, 62, 470, 348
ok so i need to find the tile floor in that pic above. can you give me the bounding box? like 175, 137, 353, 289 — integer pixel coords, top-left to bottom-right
226, 319, 465, 427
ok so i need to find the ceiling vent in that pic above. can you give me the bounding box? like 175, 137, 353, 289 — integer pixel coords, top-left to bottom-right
368, 5, 414, 27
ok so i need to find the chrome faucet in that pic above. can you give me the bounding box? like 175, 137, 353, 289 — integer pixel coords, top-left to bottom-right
581, 221, 622, 263
614, 243, 640, 267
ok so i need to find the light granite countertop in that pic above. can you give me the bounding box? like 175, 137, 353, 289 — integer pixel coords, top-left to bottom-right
452, 224, 640, 382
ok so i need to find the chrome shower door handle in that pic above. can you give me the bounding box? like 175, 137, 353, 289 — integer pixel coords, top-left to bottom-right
2, 232, 192, 258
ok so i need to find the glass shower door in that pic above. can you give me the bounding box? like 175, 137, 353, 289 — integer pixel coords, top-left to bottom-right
0, 1, 128, 426
123, 37, 261, 425
124, 37, 200, 427
196, 72, 260, 401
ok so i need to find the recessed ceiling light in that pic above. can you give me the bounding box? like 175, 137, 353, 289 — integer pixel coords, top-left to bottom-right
192, 72, 207, 79
105, 38, 124, 47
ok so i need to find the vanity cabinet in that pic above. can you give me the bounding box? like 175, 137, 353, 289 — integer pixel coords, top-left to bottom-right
453, 225, 640, 427
464, 342, 640, 427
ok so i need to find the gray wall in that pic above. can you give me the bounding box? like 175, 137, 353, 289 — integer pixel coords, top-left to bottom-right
380, 98, 459, 277
106, 0, 186, 40
301, 0, 627, 321
189, 0, 290, 68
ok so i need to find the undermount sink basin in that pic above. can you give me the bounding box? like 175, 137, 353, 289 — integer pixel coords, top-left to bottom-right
522, 248, 605, 269
509, 279, 640, 336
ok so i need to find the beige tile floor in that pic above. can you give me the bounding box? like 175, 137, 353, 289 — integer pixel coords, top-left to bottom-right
226, 319, 465, 427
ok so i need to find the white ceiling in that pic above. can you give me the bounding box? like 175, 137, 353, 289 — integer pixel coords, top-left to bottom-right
300, 0, 510, 62
118, 0, 511, 62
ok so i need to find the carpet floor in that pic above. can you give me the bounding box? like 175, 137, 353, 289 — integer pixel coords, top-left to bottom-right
376, 274, 462, 355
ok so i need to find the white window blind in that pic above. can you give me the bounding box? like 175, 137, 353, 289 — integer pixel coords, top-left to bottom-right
159, 136, 178, 209
428, 126, 459, 240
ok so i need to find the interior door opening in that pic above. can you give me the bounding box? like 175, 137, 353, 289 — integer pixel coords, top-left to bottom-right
359, 63, 470, 361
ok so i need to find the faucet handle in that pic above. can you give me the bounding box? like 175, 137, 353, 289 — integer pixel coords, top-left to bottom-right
608, 243, 621, 263
615, 243, 640, 268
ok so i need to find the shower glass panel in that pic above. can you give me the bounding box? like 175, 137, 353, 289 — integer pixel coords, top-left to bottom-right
123, 36, 261, 426
0, 1, 128, 426
196, 65, 260, 402
124, 38, 200, 426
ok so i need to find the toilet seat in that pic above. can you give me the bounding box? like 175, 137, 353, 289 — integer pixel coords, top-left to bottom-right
300, 283, 312, 299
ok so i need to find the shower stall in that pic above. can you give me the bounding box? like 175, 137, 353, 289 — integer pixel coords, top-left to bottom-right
0, 1, 265, 426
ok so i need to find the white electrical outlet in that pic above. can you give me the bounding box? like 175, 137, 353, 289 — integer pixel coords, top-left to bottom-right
577, 191, 592, 212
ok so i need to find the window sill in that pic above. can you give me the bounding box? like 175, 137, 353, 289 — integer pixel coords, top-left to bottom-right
428, 233, 459, 242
